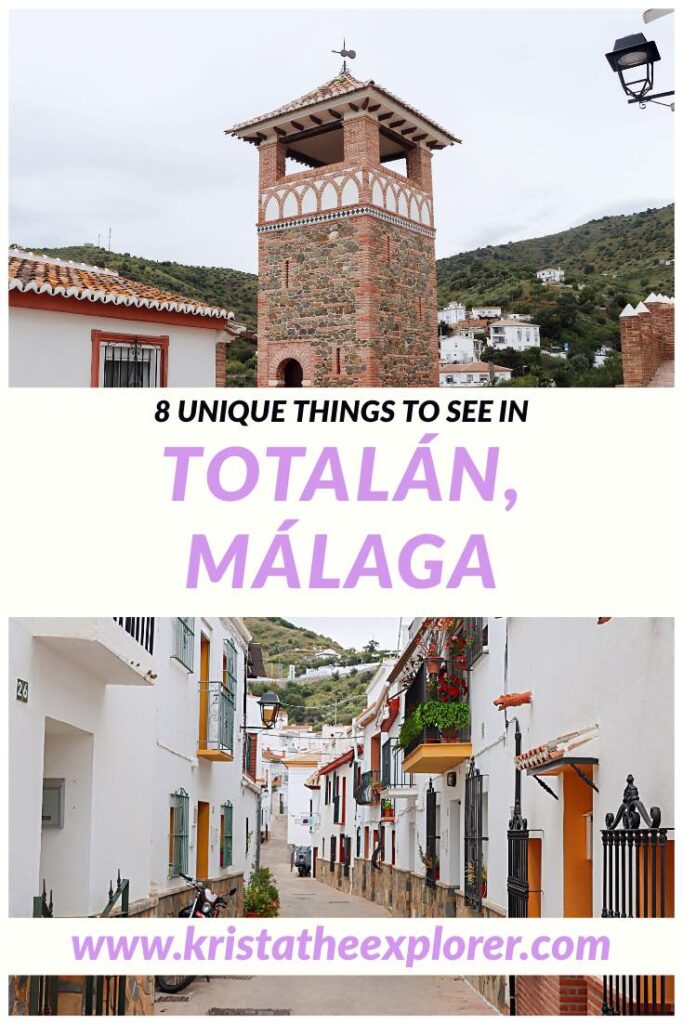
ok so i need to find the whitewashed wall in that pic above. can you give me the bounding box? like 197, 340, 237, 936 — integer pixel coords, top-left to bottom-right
9, 307, 224, 387
9, 616, 256, 917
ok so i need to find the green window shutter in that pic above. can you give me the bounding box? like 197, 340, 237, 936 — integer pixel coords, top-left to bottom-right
170, 788, 189, 876
174, 618, 195, 671
222, 801, 233, 868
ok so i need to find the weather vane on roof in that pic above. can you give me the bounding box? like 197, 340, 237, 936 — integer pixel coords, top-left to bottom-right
332, 39, 356, 74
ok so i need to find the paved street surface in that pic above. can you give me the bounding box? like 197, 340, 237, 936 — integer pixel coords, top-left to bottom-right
156, 815, 497, 1016
648, 360, 674, 386
155, 974, 497, 1015
260, 813, 392, 918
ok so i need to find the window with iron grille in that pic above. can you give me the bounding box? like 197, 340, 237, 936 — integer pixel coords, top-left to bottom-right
356, 827, 361, 858
102, 341, 162, 388
343, 835, 351, 877
330, 835, 337, 867
173, 618, 195, 671
464, 761, 487, 910
324, 776, 331, 805
381, 740, 391, 788
464, 617, 487, 669
220, 801, 233, 868
169, 788, 189, 876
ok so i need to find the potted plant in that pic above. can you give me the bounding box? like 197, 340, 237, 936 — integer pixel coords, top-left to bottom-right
424, 642, 442, 676
418, 843, 439, 881
243, 867, 280, 918
381, 798, 394, 820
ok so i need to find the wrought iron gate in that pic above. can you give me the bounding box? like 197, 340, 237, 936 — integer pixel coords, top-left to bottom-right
601, 775, 673, 1015
506, 722, 525, 1016
425, 779, 439, 888
464, 759, 486, 910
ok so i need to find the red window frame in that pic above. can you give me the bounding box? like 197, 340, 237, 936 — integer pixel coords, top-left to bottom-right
91, 329, 169, 388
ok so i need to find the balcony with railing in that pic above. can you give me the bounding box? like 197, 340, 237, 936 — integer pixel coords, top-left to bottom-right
400, 659, 472, 774
353, 770, 381, 806
197, 681, 235, 762
32, 617, 156, 685
381, 741, 417, 799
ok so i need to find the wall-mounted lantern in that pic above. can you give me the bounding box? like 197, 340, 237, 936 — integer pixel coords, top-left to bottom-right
605, 21, 674, 110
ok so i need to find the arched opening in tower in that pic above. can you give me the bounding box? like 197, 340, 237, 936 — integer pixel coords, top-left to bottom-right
282, 358, 304, 388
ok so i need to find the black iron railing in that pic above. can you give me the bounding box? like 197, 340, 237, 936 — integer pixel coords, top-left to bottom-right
198, 680, 235, 754
354, 770, 380, 805
464, 617, 486, 669
112, 617, 155, 655
382, 743, 415, 790
84, 976, 127, 1016
402, 662, 471, 759
601, 775, 674, 1016
425, 779, 439, 888
33, 880, 54, 919
98, 870, 130, 918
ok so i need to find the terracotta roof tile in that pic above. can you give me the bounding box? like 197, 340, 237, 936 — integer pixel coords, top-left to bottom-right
8, 249, 245, 328
231, 70, 459, 144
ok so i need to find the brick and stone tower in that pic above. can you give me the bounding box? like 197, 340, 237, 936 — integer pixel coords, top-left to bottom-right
229, 69, 459, 386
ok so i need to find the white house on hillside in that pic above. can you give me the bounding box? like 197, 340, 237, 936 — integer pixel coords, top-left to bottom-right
8, 249, 246, 387
438, 301, 466, 326
439, 332, 482, 365
488, 319, 540, 351
440, 362, 513, 387
536, 267, 564, 283
470, 305, 502, 319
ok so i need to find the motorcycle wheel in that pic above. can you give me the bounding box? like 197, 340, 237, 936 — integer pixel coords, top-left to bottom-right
155, 976, 193, 994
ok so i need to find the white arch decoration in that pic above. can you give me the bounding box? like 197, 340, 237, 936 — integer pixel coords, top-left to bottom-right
301, 188, 317, 214
263, 195, 279, 221
320, 182, 338, 210
282, 191, 298, 218
341, 177, 360, 206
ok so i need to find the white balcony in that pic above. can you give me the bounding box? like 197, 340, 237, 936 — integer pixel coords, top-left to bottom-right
33, 617, 156, 685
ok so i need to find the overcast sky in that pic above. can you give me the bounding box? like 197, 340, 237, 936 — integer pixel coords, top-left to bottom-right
9, 8, 674, 274
290, 618, 402, 651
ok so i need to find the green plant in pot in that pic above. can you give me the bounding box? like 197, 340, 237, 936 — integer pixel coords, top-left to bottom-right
243, 867, 280, 918
398, 700, 470, 749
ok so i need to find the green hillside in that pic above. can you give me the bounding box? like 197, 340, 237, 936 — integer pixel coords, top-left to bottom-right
245, 617, 385, 727
27, 203, 673, 387
25, 243, 258, 330
438, 204, 674, 386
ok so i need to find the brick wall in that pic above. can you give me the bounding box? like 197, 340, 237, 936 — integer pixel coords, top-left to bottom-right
620, 297, 675, 386
516, 975, 588, 1015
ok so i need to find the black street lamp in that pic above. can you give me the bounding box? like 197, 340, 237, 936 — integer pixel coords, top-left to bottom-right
605, 32, 674, 108
258, 691, 282, 729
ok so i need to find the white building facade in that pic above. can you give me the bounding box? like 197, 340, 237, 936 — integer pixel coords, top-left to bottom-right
470, 305, 502, 319
9, 616, 261, 918
8, 249, 245, 388
488, 320, 541, 351
439, 332, 481, 365
438, 301, 466, 326
440, 362, 512, 387
536, 267, 565, 283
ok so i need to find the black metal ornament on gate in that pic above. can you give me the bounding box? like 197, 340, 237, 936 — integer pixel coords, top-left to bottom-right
602, 775, 672, 1016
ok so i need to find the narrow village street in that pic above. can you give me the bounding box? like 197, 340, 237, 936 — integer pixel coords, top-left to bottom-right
156, 814, 497, 1016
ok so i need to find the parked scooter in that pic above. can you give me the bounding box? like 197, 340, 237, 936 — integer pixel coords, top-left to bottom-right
294, 846, 311, 877
155, 873, 237, 994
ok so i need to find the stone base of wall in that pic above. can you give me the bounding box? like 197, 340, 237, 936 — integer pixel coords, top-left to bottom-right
316, 858, 353, 893
121, 870, 244, 918
9, 975, 154, 1016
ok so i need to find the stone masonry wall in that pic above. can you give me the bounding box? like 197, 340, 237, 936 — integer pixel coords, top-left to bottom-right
116, 870, 244, 919
257, 213, 439, 387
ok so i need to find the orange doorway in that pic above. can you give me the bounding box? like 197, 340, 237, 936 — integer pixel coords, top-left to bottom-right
563, 768, 593, 917
196, 800, 210, 879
